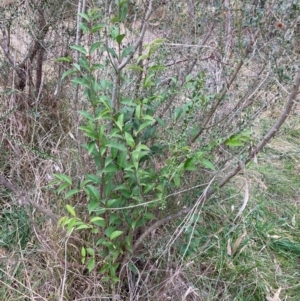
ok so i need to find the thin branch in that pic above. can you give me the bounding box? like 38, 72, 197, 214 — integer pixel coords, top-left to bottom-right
111, 1, 153, 112
219, 68, 300, 188
72, 0, 87, 118
117, 0, 153, 71
35, 7, 47, 96
191, 27, 261, 143
0, 27, 27, 89
128, 67, 300, 260
0, 174, 58, 223
187, 0, 195, 21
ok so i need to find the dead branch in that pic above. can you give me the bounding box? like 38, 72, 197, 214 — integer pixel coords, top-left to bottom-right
130, 67, 300, 258
0, 174, 58, 223
191, 27, 261, 143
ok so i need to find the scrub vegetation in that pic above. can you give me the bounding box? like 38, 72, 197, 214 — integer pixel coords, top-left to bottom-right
0, 0, 300, 300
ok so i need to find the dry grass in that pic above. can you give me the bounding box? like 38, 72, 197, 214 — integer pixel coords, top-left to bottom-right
1, 1, 300, 300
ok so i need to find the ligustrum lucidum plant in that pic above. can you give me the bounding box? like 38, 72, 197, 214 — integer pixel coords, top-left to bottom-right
50, 0, 300, 291
51, 3, 171, 284
51, 1, 217, 284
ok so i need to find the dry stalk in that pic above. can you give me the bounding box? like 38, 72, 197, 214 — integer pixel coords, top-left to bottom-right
0, 174, 58, 223
122, 67, 300, 271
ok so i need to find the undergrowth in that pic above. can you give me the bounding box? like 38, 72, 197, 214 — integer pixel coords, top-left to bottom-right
1, 1, 300, 300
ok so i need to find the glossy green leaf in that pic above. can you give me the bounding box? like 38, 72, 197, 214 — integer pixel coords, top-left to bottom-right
71, 77, 89, 87
70, 44, 87, 55
104, 226, 115, 238
100, 263, 110, 276
62, 69, 76, 80
91, 24, 105, 33
138, 217, 149, 228
53, 174, 72, 185
78, 12, 90, 22
79, 125, 94, 134
111, 16, 119, 24
86, 174, 101, 184
87, 141, 96, 155
144, 212, 156, 220
79, 22, 89, 33
225, 139, 243, 147
90, 217, 106, 227
173, 173, 181, 187
114, 183, 128, 191
111, 276, 120, 283
104, 157, 113, 167
104, 182, 113, 197
72, 63, 81, 71
67, 218, 76, 234
88, 258, 96, 272
91, 63, 104, 72
90, 216, 105, 223
135, 121, 154, 135
103, 163, 118, 173
183, 157, 197, 171
109, 214, 122, 225
110, 230, 123, 240
143, 74, 155, 88
111, 145, 119, 160
137, 53, 149, 63
135, 144, 150, 151
174, 107, 183, 121
142, 115, 155, 122
85, 185, 100, 202
88, 199, 99, 214
119, 1, 128, 21
110, 128, 123, 139
66, 205, 76, 217
128, 64, 144, 71
90, 41, 101, 55
125, 132, 135, 148
86, 248, 95, 256
201, 158, 215, 171
106, 47, 117, 58
106, 142, 127, 152
125, 235, 133, 253
64, 189, 80, 199
58, 216, 67, 227
122, 46, 134, 58
76, 224, 91, 230
116, 34, 125, 45
155, 117, 166, 127
55, 56, 72, 63
57, 182, 71, 195
148, 65, 165, 72
115, 114, 124, 131
107, 199, 121, 208
82, 131, 98, 140
135, 105, 141, 119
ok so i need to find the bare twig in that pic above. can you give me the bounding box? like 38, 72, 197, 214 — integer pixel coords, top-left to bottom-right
0, 27, 27, 90
111, 0, 153, 115
187, 0, 195, 21
59, 230, 72, 301
0, 174, 58, 223
218, 68, 300, 188
191, 27, 261, 143
126, 67, 300, 265
118, 0, 153, 71
72, 0, 87, 121
0, 5, 50, 92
